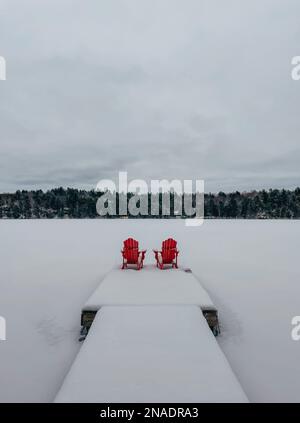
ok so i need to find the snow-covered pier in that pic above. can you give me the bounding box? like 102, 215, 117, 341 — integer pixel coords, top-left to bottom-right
55, 306, 247, 402
81, 266, 220, 335
54, 266, 248, 402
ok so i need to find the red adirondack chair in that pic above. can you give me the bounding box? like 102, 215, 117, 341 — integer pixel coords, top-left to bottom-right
153, 238, 179, 269
121, 238, 146, 270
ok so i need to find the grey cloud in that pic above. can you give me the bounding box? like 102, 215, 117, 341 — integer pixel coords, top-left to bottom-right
0, 0, 300, 193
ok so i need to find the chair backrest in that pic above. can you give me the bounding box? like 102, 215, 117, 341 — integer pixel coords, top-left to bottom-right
124, 248, 139, 263
123, 238, 139, 250
123, 238, 139, 263
162, 238, 177, 251
161, 238, 177, 262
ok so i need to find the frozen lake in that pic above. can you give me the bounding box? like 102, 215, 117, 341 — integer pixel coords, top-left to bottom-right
0, 219, 300, 402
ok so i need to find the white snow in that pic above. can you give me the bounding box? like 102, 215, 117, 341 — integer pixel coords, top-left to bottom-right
55, 305, 247, 403
0, 219, 300, 402
83, 266, 216, 311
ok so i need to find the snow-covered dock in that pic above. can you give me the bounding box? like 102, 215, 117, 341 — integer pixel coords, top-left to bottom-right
55, 306, 248, 403
81, 266, 220, 335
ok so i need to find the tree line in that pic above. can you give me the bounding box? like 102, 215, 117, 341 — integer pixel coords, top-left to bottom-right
0, 187, 300, 219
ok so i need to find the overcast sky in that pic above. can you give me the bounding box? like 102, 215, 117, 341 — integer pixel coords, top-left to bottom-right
0, 0, 299, 193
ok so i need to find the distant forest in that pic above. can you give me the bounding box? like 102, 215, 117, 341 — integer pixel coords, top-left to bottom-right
0, 187, 300, 219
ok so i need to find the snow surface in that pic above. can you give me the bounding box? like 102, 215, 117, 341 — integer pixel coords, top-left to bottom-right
55, 306, 247, 403
83, 266, 216, 311
0, 219, 300, 402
